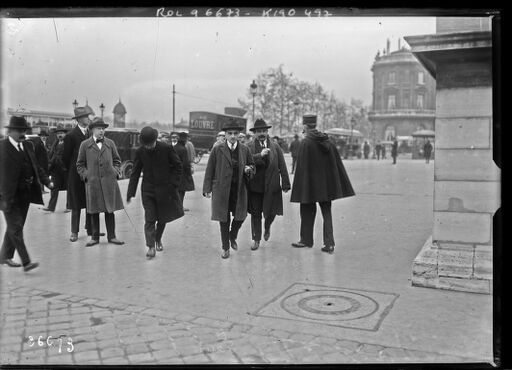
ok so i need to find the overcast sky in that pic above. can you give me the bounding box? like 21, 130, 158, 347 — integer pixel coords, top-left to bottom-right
2, 15, 436, 123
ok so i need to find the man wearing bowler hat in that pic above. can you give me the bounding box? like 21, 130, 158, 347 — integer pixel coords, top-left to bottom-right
76, 117, 125, 247
0, 116, 54, 271
43, 124, 70, 212
203, 119, 255, 259
127, 127, 183, 258
63, 106, 103, 242
246, 119, 290, 251
290, 114, 355, 254
174, 131, 195, 210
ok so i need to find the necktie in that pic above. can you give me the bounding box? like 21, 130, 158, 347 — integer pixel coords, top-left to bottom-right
18, 142, 23, 152
261, 141, 266, 148
96, 138, 103, 144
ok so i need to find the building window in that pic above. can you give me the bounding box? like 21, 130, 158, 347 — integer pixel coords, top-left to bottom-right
416, 94, 424, 109
403, 90, 410, 108
387, 95, 396, 110
418, 71, 424, 85
385, 126, 395, 141
388, 71, 396, 84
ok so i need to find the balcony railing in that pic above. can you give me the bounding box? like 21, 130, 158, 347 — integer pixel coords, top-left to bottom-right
369, 109, 435, 117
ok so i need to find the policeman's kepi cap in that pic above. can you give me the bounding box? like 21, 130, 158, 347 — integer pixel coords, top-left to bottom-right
303, 114, 317, 127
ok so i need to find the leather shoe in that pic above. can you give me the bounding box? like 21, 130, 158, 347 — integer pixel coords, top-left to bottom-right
23, 262, 39, 272
63, 209, 72, 213
156, 241, 163, 251
251, 241, 260, 251
42, 207, 54, 212
86, 239, 99, 247
146, 247, 156, 259
264, 229, 270, 241
69, 233, 78, 242
221, 249, 230, 259
229, 238, 238, 251
291, 242, 312, 248
183, 208, 190, 212
321, 245, 335, 254
108, 238, 125, 245
1, 259, 21, 267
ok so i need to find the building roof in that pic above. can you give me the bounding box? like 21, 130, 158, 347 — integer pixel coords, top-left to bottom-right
113, 99, 127, 115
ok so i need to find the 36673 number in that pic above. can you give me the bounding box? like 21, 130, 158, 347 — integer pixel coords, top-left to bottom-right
27, 335, 74, 353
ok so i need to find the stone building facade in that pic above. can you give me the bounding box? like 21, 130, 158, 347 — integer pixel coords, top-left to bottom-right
405, 17, 497, 294
113, 99, 127, 128
368, 41, 436, 142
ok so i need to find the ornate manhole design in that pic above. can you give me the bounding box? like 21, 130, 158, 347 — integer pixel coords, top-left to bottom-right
253, 283, 399, 331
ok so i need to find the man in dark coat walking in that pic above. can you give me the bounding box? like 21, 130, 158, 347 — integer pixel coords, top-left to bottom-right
0, 116, 54, 271
290, 114, 355, 254
391, 137, 398, 164
247, 119, 290, 251
63, 106, 100, 242
127, 127, 184, 258
363, 141, 370, 159
375, 141, 382, 160
289, 134, 301, 174
174, 132, 195, 210
203, 120, 255, 259
423, 139, 433, 164
43, 125, 69, 212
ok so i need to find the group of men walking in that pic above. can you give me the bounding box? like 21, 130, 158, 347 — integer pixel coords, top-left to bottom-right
203, 114, 355, 258
0, 109, 355, 269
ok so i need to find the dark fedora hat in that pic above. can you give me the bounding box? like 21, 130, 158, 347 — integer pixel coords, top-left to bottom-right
249, 118, 272, 132
72, 107, 92, 120
89, 117, 109, 129
139, 126, 158, 145
6, 115, 30, 130
303, 114, 317, 127
38, 130, 49, 137
178, 131, 188, 141
54, 124, 68, 133
221, 119, 244, 132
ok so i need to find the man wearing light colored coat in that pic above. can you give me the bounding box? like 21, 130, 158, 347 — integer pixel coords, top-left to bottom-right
76, 117, 125, 247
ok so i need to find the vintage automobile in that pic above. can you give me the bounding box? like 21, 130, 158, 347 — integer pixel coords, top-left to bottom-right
188, 111, 247, 163
324, 127, 364, 159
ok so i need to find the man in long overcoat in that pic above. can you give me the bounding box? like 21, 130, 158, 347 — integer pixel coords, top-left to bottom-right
127, 127, 184, 258
63, 106, 102, 241
0, 116, 54, 271
423, 139, 433, 164
246, 119, 290, 251
391, 137, 398, 164
174, 132, 195, 210
290, 114, 355, 254
43, 125, 69, 212
203, 120, 255, 259
76, 118, 124, 247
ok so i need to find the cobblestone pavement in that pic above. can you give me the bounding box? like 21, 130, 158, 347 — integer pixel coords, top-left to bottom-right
1, 285, 480, 365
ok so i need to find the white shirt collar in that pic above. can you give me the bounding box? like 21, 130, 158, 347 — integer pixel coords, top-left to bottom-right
78, 125, 87, 136
9, 136, 22, 151
229, 141, 238, 150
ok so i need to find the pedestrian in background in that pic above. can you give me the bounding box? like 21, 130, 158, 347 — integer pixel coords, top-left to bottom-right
381, 143, 387, 159
0, 116, 54, 271
29, 130, 50, 194
170, 132, 179, 147
289, 134, 301, 174
363, 141, 370, 159
238, 132, 247, 145
211, 131, 226, 150
184, 133, 196, 167
127, 127, 183, 258
247, 119, 290, 251
76, 117, 125, 247
203, 120, 255, 259
391, 137, 398, 164
375, 141, 382, 160
175, 132, 195, 211
43, 125, 69, 212
290, 114, 355, 254
63, 106, 102, 242
423, 139, 433, 164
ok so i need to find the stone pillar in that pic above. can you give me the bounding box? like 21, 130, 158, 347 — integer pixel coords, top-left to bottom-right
404, 18, 499, 294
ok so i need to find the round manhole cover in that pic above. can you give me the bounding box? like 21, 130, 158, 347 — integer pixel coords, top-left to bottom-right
280, 290, 380, 321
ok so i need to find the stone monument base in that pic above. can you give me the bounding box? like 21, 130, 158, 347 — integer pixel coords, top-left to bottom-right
412, 236, 492, 294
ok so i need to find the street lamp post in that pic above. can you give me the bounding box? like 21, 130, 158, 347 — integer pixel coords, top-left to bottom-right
350, 117, 355, 158
250, 80, 257, 124
293, 98, 300, 133
99, 103, 105, 118
72, 99, 78, 109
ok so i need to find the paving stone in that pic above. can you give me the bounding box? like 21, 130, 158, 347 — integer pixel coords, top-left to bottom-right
102, 356, 130, 365
120, 333, 147, 345
70, 326, 94, 335
47, 315, 71, 324
95, 329, 119, 340
167, 329, 191, 338
247, 326, 273, 336
125, 342, 150, 355
73, 350, 100, 362
310, 336, 338, 346
100, 346, 125, 359
183, 353, 212, 363
73, 340, 98, 352
336, 339, 362, 353
173, 313, 197, 322
96, 337, 122, 349
207, 350, 241, 364
0, 351, 20, 363
261, 350, 293, 363
145, 331, 169, 342
239, 354, 268, 364
289, 333, 316, 343
151, 348, 181, 360
127, 352, 154, 363
359, 343, 386, 354
149, 339, 175, 350
48, 322, 73, 331
380, 347, 410, 359
2, 343, 23, 353
270, 329, 292, 339
316, 351, 352, 363
230, 343, 260, 357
